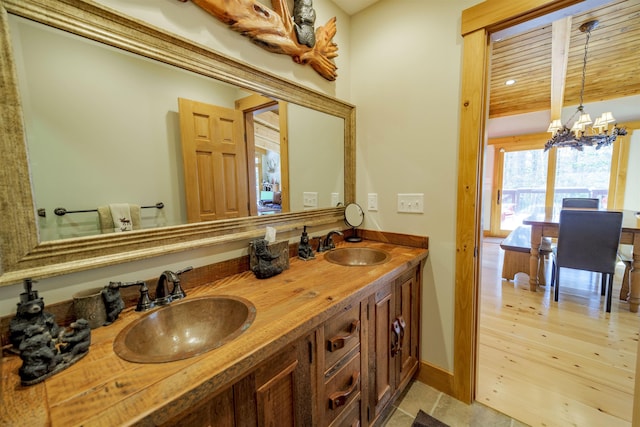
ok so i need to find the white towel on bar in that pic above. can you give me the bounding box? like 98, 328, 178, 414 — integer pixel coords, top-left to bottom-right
109, 203, 133, 232
98, 204, 141, 233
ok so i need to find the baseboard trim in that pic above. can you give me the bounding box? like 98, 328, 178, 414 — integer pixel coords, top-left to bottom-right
416, 360, 454, 397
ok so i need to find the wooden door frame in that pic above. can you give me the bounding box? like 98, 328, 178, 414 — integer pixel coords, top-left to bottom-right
454, 0, 601, 404
236, 94, 290, 215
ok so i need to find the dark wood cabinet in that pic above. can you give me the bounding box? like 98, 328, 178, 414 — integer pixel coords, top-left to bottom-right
316, 302, 364, 427
366, 266, 421, 426
395, 267, 421, 391
162, 333, 314, 427
369, 280, 394, 420
240, 332, 315, 427
160, 385, 236, 427
161, 264, 421, 427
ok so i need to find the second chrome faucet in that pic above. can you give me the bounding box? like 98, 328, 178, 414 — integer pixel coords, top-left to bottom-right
317, 230, 343, 252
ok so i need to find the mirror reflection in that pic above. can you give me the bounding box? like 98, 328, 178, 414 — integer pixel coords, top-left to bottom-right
10, 15, 344, 241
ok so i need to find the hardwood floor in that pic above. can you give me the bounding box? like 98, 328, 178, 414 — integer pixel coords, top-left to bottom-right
478, 238, 638, 427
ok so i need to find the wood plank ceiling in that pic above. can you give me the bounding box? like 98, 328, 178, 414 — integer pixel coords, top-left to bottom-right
489, 0, 640, 119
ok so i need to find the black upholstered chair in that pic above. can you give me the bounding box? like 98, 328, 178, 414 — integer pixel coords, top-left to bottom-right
550, 209, 623, 312
561, 198, 600, 209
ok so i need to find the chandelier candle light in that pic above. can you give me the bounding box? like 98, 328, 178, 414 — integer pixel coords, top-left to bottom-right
545, 20, 627, 152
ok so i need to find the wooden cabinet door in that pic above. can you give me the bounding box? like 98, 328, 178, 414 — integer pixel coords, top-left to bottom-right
394, 268, 420, 390
367, 282, 394, 422
365, 265, 422, 426
245, 333, 315, 427
159, 386, 235, 427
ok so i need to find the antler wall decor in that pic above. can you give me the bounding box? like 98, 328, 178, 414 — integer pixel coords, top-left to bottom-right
178, 0, 338, 81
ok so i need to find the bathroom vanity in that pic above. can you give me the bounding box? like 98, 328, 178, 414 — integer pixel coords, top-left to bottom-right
1, 239, 427, 426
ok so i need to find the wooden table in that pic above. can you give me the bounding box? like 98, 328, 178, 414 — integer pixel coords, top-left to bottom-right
523, 210, 640, 312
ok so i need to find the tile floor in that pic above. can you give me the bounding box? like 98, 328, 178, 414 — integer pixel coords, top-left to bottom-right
382, 380, 529, 427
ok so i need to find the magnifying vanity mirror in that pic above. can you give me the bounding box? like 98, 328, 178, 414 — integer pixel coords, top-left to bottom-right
0, 0, 355, 286
344, 203, 364, 242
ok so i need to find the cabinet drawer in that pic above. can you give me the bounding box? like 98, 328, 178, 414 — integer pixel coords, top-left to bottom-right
324, 303, 361, 371
323, 352, 361, 426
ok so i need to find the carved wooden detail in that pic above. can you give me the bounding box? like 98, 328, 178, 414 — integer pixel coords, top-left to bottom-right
184, 0, 339, 81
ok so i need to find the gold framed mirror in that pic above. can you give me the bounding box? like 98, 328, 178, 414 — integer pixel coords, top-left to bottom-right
0, 0, 355, 286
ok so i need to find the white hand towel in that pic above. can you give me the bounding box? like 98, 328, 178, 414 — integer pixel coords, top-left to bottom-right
109, 203, 132, 232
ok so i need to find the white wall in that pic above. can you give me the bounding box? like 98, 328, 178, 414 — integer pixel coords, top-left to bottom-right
288, 104, 345, 211
350, 0, 482, 372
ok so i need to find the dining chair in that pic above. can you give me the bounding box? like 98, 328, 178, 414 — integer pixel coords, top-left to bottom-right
550, 209, 623, 312
559, 198, 631, 295
561, 198, 600, 209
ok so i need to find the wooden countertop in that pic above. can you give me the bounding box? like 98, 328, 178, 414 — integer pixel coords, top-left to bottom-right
1, 240, 428, 426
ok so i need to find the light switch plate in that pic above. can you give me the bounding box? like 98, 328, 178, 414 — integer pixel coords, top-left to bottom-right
331, 192, 340, 207
303, 192, 318, 208
368, 193, 378, 211
397, 193, 424, 213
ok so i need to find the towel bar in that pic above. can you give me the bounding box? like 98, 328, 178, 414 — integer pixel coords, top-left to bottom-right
37, 202, 164, 217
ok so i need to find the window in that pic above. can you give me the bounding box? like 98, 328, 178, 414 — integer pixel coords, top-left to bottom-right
487, 133, 629, 237
499, 148, 547, 231
552, 145, 612, 216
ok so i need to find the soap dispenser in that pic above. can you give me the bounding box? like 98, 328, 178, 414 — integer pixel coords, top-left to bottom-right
298, 226, 315, 260
9, 279, 60, 352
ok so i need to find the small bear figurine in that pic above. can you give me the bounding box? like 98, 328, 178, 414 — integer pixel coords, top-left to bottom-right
251, 239, 284, 279
101, 286, 125, 324
59, 319, 92, 359
18, 324, 62, 384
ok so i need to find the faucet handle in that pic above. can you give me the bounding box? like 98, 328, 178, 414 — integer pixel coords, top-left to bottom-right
176, 266, 193, 276
327, 235, 338, 250
109, 279, 145, 289
136, 282, 154, 312
107, 280, 153, 311
170, 266, 193, 300
323, 230, 343, 251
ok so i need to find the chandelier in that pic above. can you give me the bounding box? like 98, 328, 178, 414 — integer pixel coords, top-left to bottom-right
544, 20, 627, 152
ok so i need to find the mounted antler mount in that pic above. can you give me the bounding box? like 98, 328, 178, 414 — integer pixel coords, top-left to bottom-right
181, 0, 338, 81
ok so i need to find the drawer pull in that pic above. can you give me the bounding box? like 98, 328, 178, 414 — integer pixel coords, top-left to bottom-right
329, 371, 360, 409
328, 320, 360, 352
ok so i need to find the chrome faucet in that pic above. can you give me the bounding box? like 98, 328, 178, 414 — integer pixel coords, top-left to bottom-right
108, 267, 191, 313
156, 266, 193, 305
317, 230, 343, 252
155, 271, 175, 306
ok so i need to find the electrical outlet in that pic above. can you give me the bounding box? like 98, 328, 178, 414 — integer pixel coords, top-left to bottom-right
303, 192, 318, 208
397, 193, 424, 213
368, 193, 378, 211
331, 192, 340, 207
